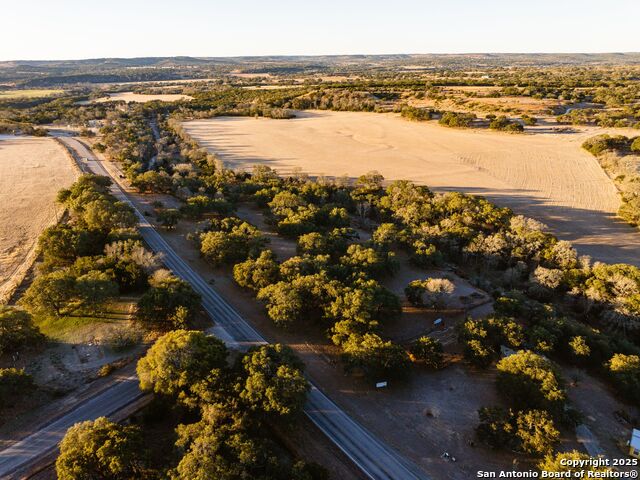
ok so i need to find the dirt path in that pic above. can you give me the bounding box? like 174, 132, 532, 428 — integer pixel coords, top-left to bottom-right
183, 112, 640, 266
0, 136, 78, 302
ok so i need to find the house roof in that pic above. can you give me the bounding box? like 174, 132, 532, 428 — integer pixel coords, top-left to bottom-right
631, 429, 640, 450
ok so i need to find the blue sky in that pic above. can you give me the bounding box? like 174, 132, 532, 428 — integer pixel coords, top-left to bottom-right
2, 0, 639, 60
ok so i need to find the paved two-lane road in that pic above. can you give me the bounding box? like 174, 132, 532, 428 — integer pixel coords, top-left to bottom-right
0, 137, 429, 480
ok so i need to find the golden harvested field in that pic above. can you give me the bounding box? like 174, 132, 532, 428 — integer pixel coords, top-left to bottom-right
0, 136, 78, 302
183, 111, 640, 266
0, 89, 64, 99
92, 91, 192, 103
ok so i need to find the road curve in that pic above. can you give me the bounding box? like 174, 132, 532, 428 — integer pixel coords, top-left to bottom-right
0, 136, 428, 480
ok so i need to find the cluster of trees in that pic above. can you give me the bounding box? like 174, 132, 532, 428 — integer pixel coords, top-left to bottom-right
141, 333, 319, 479
235, 245, 407, 378
460, 289, 640, 397
18, 175, 202, 332
20, 175, 141, 317
98, 108, 156, 179
57, 330, 323, 479
185, 170, 413, 379
0, 309, 42, 413
198, 217, 267, 267
185, 86, 304, 119
265, 188, 352, 238
458, 315, 524, 367
290, 89, 378, 112
476, 350, 566, 456
558, 107, 640, 129
321, 176, 640, 402
2, 96, 113, 126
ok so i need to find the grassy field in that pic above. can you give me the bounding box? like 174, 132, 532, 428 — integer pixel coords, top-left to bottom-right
183, 110, 640, 266
0, 89, 64, 99
0, 136, 78, 302
34, 299, 136, 342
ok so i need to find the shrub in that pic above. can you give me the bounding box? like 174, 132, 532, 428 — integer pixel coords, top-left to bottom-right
401, 105, 432, 122
582, 134, 630, 156
409, 336, 444, 369
439, 111, 476, 128
489, 116, 524, 132
0, 368, 34, 408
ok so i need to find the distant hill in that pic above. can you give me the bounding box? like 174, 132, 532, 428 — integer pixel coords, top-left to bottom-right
1, 53, 639, 86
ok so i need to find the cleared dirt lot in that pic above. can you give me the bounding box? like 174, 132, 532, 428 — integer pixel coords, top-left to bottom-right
183, 111, 640, 266
0, 136, 78, 301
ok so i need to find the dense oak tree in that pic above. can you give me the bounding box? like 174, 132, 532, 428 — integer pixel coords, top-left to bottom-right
56, 417, 144, 480
136, 271, 201, 329
137, 330, 228, 405
0, 307, 43, 356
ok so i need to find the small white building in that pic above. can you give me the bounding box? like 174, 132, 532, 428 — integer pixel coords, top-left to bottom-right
629, 429, 640, 459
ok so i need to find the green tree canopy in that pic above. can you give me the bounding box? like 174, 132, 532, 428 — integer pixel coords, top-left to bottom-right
19, 270, 77, 316
237, 344, 309, 423
607, 353, 640, 402
233, 249, 280, 291
56, 417, 144, 480
496, 350, 565, 414
137, 330, 228, 405
342, 333, 410, 380
409, 336, 444, 369
0, 307, 43, 356
538, 450, 611, 473
136, 271, 201, 329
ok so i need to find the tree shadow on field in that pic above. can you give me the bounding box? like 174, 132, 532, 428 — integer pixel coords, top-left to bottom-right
184, 121, 300, 171
434, 184, 640, 266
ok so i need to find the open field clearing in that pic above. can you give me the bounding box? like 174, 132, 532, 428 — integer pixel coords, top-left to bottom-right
92, 91, 192, 103
183, 111, 640, 265
0, 136, 77, 301
0, 89, 64, 99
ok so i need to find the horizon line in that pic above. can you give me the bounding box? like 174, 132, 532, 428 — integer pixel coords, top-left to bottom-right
3, 51, 640, 63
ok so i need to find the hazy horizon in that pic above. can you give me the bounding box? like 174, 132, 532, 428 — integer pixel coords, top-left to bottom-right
4, 51, 640, 63
2, 0, 638, 61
